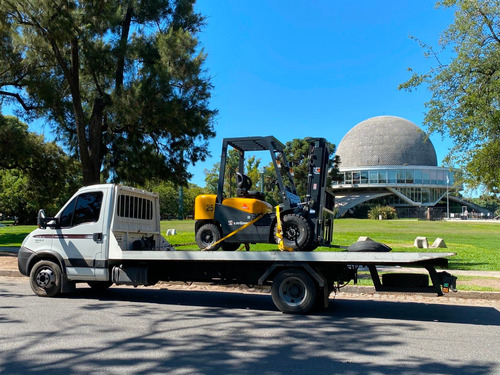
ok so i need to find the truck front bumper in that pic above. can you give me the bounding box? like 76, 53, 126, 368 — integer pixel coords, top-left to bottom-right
18, 246, 35, 276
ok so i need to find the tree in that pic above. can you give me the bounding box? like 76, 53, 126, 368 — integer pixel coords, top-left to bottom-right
204, 149, 240, 196
0, 115, 81, 223
399, 0, 500, 193
283, 138, 340, 197
469, 194, 500, 216
0, 0, 216, 186
143, 179, 206, 219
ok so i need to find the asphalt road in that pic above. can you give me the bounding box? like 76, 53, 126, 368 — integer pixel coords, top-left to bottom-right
1, 277, 500, 375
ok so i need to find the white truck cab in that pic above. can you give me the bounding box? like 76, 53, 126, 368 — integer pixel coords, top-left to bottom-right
18, 184, 172, 296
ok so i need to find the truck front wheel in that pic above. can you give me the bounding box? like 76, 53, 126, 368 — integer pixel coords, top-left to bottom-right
271, 269, 317, 314
29, 260, 62, 297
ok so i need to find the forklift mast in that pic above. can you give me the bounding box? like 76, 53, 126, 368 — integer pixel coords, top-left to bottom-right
304, 138, 335, 246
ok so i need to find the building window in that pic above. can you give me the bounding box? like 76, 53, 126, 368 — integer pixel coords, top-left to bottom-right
345, 171, 352, 184
397, 170, 405, 184
360, 171, 368, 184
406, 170, 414, 184
353, 171, 361, 184
378, 170, 387, 183
422, 171, 430, 184
414, 170, 422, 184
369, 171, 378, 183
388, 170, 397, 183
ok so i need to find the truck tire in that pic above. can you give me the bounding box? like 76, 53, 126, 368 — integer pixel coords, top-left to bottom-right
29, 260, 62, 297
221, 242, 241, 251
274, 214, 313, 251
271, 269, 317, 314
195, 223, 222, 250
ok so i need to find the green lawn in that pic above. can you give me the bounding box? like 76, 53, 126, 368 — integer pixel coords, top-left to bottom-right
3, 218, 500, 271
0, 225, 36, 247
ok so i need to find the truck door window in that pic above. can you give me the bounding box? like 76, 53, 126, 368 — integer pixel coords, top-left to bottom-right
60, 192, 103, 228
60, 197, 77, 227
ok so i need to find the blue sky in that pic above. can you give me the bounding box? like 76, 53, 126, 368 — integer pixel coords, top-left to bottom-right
6, 1, 456, 187
187, 0, 456, 186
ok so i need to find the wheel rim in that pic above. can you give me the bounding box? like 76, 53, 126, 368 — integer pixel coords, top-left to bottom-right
284, 224, 300, 241
279, 276, 307, 306
36, 267, 56, 288
201, 230, 214, 245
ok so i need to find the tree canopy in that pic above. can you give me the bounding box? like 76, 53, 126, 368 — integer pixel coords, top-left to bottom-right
399, 0, 500, 194
143, 179, 206, 219
0, 115, 80, 223
0, 0, 216, 186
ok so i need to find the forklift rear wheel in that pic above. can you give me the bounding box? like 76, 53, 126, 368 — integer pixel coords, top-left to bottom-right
195, 223, 222, 250
274, 214, 313, 251
271, 269, 317, 314
221, 242, 241, 251
30, 260, 62, 297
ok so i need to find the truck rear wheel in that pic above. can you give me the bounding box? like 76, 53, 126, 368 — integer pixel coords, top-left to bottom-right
271, 269, 317, 314
29, 260, 62, 297
195, 223, 222, 250
274, 214, 313, 251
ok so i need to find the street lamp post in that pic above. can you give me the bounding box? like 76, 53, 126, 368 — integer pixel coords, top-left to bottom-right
446, 173, 450, 219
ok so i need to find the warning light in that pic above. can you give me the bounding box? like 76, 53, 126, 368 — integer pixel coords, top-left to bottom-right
443, 282, 450, 293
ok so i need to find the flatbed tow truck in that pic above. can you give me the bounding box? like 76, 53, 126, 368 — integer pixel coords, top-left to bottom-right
18, 137, 457, 314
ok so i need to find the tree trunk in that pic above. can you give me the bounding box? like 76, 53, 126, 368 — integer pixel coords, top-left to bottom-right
67, 38, 104, 186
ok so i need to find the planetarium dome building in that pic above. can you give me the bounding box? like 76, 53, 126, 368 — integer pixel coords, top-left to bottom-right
332, 116, 457, 218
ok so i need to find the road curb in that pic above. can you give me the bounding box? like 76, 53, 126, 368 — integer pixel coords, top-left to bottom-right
0, 270, 21, 277
341, 285, 500, 301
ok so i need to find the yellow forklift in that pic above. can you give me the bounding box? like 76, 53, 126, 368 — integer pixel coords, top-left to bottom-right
194, 136, 335, 251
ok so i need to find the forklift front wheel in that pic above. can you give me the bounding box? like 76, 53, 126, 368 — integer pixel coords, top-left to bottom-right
274, 214, 312, 251
195, 223, 222, 250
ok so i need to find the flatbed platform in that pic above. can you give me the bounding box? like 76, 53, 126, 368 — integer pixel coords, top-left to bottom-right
114, 250, 455, 266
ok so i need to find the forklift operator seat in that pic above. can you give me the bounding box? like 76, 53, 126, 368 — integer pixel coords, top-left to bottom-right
236, 173, 265, 200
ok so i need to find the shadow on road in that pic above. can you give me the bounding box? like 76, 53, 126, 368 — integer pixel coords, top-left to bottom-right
2, 282, 499, 375
69, 285, 500, 326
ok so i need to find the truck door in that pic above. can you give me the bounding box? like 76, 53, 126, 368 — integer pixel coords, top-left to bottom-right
50, 189, 109, 280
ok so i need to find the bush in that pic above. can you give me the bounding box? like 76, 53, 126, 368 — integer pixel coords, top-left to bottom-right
368, 205, 398, 220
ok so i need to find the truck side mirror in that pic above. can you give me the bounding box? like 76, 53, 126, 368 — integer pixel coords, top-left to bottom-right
37, 209, 47, 229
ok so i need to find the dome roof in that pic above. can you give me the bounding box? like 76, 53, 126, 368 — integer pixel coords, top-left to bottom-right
336, 116, 437, 168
